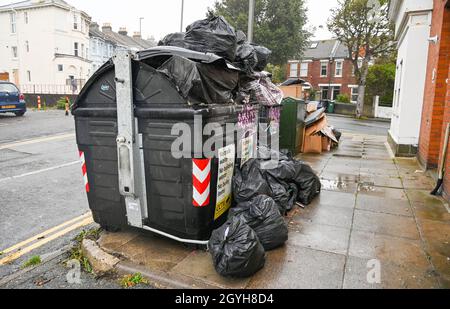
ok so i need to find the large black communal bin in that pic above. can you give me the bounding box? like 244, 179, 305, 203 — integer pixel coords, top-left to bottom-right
73, 47, 242, 242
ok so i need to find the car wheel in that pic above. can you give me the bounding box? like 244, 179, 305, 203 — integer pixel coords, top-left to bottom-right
15, 112, 25, 117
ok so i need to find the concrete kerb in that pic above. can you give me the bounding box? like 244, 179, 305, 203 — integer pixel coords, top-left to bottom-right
81, 239, 120, 274
81, 236, 219, 289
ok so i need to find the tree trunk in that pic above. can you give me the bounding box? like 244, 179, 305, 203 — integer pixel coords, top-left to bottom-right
356, 84, 366, 118
356, 65, 369, 118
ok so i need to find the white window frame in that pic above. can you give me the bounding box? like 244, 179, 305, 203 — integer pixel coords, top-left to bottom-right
11, 46, 18, 58
25, 40, 29, 52
74, 42, 79, 57
73, 13, 78, 30
10, 12, 16, 33
318, 84, 342, 100
335, 60, 343, 77
289, 62, 298, 78
24, 12, 28, 24
348, 85, 359, 103
300, 62, 309, 77
320, 61, 328, 77
81, 43, 85, 58
27, 70, 31, 82
58, 64, 64, 72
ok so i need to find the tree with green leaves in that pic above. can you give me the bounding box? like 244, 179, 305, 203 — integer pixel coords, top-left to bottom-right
365, 62, 396, 107
208, 0, 310, 66
327, 0, 395, 118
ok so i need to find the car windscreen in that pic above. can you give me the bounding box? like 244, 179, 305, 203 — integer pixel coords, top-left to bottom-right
0, 83, 19, 93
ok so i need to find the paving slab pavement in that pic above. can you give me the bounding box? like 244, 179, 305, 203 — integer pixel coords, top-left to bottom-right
88, 132, 450, 289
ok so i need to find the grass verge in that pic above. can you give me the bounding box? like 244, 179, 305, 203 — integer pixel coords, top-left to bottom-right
67, 228, 102, 274
21, 255, 41, 269
120, 273, 148, 288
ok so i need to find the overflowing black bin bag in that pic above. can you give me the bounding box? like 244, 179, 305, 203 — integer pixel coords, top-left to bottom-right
229, 195, 288, 250
184, 16, 238, 62
157, 55, 238, 104
234, 43, 258, 73
292, 161, 322, 205
252, 44, 272, 71
209, 216, 265, 278
236, 30, 247, 44
158, 32, 186, 48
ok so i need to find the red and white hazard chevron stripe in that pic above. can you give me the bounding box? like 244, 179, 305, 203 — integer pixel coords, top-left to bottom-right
192, 159, 211, 207
79, 151, 90, 193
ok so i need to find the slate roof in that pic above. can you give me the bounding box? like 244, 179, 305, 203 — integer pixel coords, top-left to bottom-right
0, 0, 90, 17
302, 39, 350, 60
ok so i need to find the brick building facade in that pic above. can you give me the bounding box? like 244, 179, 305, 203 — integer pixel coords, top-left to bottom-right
417, 0, 450, 200
286, 40, 358, 102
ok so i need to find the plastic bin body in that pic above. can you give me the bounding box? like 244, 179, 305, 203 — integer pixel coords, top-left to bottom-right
73, 57, 241, 241
279, 97, 306, 155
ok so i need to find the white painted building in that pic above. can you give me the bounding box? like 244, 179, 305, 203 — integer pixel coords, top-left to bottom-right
0, 0, 92, 92
89, 22, 115, 74
388, 0, 434, 156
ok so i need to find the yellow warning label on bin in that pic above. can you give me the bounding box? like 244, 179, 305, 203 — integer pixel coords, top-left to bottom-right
214, 195, 232, 220
214, 144, 235, 220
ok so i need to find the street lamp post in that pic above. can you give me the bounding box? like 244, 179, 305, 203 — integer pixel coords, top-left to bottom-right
139, 17, 144, 36
180, 0, 185, 32
248, 0, 255, 43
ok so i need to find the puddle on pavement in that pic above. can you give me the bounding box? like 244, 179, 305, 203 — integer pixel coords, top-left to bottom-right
320, 179, 351, 191
332, 154, 363, 159
358, 182, 376, 192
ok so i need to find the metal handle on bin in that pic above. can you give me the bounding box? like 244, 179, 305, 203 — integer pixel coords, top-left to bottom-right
113, 50, 148, 228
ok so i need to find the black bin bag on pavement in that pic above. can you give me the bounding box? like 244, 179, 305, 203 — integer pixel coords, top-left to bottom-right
184, 16, 238, 62
209, 216, 266, 278
233, 159, 271, 204
229, 195, 288, 250
292, 161, 322, 206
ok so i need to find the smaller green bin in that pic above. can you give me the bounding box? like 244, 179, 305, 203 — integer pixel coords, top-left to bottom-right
279, 97, 307, 155
327, 101, 335, 113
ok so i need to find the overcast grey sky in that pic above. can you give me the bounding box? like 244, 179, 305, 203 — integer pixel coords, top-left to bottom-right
0, 0, 338, 40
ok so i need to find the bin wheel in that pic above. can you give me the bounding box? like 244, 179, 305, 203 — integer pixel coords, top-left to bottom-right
100, 224, 121, 232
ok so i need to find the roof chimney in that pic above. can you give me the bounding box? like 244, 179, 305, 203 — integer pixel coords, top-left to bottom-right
118, 27, 128, 36
133, 32, 141, 39
90, 22, 100, 32
102, 23, 112, 32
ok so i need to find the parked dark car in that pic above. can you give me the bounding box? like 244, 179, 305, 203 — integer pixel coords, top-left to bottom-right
0, 81, 26, 117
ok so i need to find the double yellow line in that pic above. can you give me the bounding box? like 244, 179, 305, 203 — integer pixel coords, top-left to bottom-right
0, 212, 93, 265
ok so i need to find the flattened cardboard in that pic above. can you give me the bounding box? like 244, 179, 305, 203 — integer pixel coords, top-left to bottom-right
303, 134, 322, 154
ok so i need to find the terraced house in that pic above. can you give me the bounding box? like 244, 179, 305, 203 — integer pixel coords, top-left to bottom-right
286, 39, 358, 103
0, 0, 92, 91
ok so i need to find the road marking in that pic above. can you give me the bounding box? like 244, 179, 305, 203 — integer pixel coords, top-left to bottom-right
0, 212, 92, 256
0, 133, 75, 150
0, 216, 94, 265
0, 161, 80, 183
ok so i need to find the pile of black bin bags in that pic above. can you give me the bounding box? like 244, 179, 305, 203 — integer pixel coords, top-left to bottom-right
158, 16, 321, 277
158, 15, 282, 107
209, 148, 321, 278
